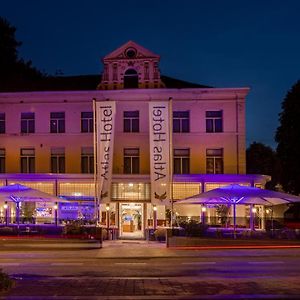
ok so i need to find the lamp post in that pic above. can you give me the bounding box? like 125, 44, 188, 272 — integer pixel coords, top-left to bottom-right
201, 205, 206, 225
54, 202, 58, 226
106, 204, 110, 240
251, 206, 257, 231
3, 202, 8, 226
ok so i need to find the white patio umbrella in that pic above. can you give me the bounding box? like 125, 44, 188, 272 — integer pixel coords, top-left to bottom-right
0, 183, 69, 226
175, 184, 300, 238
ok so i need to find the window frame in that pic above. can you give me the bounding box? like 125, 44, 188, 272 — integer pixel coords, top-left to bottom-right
81, 112, 93, 133
0, 148, 5, 173
206, 148, 224, 174
0, 113, 5, 134
206, 110, 223, 133
173, 111, 190, 133
20, 148, 35, 173
21, 112, 35, 133
50, 112, 65, 133
123, 148, 140, 174
123, 111, 139, 133
173, 148, 190, 174
81, 147, 94, 174
50, 148, 65, 173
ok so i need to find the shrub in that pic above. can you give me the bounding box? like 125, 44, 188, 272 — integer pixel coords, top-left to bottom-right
179, 220, 208, 237
0, 269, 13, 292
154, 228, 166, 242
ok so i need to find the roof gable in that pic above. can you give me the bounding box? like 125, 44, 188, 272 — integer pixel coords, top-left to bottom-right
103, 40, 160, 60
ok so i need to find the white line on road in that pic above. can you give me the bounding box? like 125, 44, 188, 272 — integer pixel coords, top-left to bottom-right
248, 261, 284, 265
182, 262, 216, 265
51, 263, 83, 266
114, 262, 147, 265
1, 263, 20, 266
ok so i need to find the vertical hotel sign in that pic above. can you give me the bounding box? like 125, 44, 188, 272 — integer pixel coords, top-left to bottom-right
95, 101, 116, 203
149, 102, 171, 206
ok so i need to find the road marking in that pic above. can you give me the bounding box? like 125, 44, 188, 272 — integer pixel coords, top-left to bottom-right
114, 262, 147, 265
51, 263, 83, 266
182, 262, 216, 265
1, 263, 20, 266
248, 261, 284, 265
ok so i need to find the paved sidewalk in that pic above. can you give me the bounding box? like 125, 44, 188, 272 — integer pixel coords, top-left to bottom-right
3, 275, 300, 299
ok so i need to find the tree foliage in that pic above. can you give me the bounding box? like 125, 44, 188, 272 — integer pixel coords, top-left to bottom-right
275, 81, 300, 195
246, 142, 280, 190
0, 16, 44, 91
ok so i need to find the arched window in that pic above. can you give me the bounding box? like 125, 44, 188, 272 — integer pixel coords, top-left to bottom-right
124, 69, 138, 89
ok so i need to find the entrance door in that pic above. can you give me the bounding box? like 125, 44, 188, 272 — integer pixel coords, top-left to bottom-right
119, 203, 143, 239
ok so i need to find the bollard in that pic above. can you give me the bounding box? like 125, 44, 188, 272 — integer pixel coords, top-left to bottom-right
94, 227, 103, 248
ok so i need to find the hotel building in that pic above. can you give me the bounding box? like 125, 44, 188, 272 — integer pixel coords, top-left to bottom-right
0, 41, 269, 238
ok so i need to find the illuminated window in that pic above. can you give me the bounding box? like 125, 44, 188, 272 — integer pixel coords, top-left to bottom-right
174, 149, 190, 174
0, 148, 5, 173
0, 113, 5, 134
81, 112, 93, 133
20, 148, 35, 173
81, 147, 94, 174
50, 112, 65, 133
206, 148, 223, 174
124, 111, 139, 132
124, 148, 139, 174
10, 181, 55, 194
59, 182, 95, 197
21, 112, 35, 133
206, 111, 223, 133
173, 182, 201, 200
111, 183, 150, 200
205, 182, 250, 192
173, 111, 190, 133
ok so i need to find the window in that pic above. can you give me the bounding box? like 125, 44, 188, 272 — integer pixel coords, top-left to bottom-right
174, 149, 190, 174
173, 111, 190, 133
20, 148, 35, 173
124, 148, 139, 174
51, 148, 65, 173
81, 147, 94, 173
81, 112, 93, 133
124, 69, 138, 89
206, 148, 223, 174
144, 62, 149, 80
124, 111, 139, 132
50, 112, 65, 133
0, 149, 5, 173
21, 112, 35, 133
0, 113, 5, 134
206, 110, 223, 133
113, 63, 118, 81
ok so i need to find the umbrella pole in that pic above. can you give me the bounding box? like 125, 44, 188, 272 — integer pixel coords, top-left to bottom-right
16, 201, 20, 236
233, 202, 236, 239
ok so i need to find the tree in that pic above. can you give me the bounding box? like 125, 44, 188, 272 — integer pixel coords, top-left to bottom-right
0, 17, 44, 91
275, 80, 300, 195
246, 142, 280, 190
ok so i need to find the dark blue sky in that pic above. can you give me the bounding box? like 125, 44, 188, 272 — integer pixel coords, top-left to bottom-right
2, 0, 300, 148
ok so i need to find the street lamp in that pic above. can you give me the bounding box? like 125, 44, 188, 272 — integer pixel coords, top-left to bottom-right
105, 204, 110, 239
153, 205, 157, 230
201, 205, 206, 225
54, 202, 58, 226
3, 202, 8, 226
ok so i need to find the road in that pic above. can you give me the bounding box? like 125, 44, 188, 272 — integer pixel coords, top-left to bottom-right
1, 240, 300, 299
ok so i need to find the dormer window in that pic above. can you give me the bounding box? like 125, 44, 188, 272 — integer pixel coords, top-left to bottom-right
124, 69, 138, 89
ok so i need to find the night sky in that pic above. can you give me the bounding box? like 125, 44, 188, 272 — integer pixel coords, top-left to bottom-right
1, 0, 300, 148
